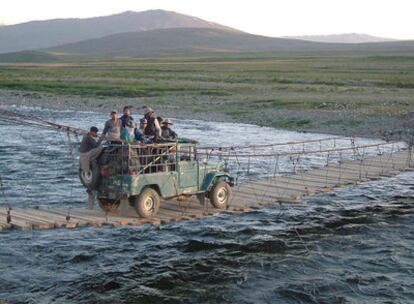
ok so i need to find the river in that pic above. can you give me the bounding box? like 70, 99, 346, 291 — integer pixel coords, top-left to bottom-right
0, 106, 413, 303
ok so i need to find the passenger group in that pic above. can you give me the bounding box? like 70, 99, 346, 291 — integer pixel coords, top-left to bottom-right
102, 105, 177, 143
79, 106, 177, 172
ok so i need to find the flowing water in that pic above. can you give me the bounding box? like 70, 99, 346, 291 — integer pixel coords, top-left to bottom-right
0, 106, 413, 303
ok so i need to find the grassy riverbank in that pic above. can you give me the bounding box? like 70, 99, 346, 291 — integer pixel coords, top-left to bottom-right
0, 54, 413, 138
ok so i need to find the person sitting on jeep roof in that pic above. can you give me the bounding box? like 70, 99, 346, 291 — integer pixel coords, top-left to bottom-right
121, 120, 137, 143
79, 126, 103, 173
102, 110, 122, 142
161, 119, 177, 141
120, 105, 134, 128
143, 107, 161, 140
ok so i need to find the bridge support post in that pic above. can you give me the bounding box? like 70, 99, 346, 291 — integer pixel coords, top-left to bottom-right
87, 191, 95, 210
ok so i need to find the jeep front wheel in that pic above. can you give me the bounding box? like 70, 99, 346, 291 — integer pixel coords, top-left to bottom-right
209, 181, 232, 209
134, 188, 160, 218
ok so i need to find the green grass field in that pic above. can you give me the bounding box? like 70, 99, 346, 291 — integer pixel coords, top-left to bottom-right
0, 55, 413, 136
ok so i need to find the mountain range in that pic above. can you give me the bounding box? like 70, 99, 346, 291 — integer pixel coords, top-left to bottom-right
0, 10, 235, 54
0, 10, 413, 60
44, 28, 414, 58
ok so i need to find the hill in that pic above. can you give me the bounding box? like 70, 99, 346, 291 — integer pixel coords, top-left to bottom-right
45, 28, 324, 57
0, 10, 236, 54
0, 50, 58, 62
286, 33, 396, 44
45, 28, 414, 58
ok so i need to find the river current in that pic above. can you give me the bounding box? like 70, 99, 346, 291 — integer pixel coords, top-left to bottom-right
0, 106, 413, 303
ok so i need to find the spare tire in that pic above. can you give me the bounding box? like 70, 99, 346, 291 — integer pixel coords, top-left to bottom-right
79, 161, 101, 190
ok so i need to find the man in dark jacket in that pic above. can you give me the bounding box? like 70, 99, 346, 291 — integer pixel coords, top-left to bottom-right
79, 126, 103, 172
120, 105, 134, 128
143, 107, 161, 139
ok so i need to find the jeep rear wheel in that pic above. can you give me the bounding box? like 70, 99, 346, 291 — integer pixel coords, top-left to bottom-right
134, 188, 160, 218
209, 181, 232, 209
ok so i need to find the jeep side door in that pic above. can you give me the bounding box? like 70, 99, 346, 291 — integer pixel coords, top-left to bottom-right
177, 145, 199, 190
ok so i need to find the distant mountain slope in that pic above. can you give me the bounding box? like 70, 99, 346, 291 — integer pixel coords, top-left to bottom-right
286, 33, 397, 43
0, 10, 236, 54
45, 28, 334, 56
0, 50, 58, 62
45, 28, 414, 57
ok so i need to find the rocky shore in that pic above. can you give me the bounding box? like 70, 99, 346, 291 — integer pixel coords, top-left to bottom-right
1, 89, 411, 140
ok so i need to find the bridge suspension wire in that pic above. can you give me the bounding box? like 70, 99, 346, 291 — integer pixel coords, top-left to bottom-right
199, 141, 404, 158
0, 109, 88, 136
199, 136, 348, 151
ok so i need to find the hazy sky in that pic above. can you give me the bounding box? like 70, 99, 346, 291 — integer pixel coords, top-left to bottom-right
1, 0, 413, 39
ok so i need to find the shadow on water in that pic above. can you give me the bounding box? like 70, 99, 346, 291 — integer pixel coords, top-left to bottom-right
0, 106, 413, 303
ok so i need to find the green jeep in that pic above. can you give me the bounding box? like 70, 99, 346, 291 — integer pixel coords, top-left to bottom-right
79, 139, 233, 218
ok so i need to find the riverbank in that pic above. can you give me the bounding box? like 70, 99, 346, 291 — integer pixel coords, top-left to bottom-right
0, 55, 413, 140
0, 88, 410, 140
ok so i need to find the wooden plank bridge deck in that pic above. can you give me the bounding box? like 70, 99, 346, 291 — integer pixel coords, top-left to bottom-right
1, 149, 413, 231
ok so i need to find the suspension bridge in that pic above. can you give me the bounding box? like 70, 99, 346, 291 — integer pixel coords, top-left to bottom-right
0, 109, 413, 231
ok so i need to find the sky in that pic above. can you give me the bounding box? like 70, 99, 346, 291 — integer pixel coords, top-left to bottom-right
0, 0, 413, 39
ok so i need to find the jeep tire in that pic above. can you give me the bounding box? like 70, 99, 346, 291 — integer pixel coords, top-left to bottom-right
79, 161, 101, 190
134, 188, 160, 218
209, 181, 232, 209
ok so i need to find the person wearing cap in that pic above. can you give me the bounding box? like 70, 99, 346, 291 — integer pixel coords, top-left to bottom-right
120, 105, 134, 128
79, 126, 104, 173
161, 119, 177, 141
143, 106, 161, 140
102, 110, 122, 142
121, 119, 137, 143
